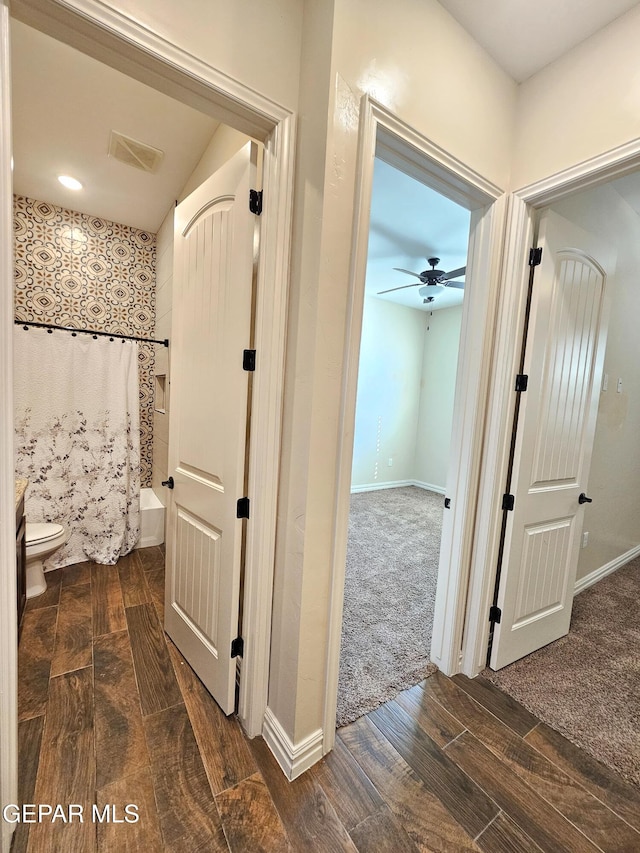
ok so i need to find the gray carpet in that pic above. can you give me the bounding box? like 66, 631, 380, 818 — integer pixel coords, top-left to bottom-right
485, 556, 640, 786
336, 486, 441, 727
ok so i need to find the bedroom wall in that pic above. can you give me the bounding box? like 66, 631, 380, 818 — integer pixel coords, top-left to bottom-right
414, 305, 463, 492
351, 299, 462, 494
351, 297, 425, 489
549, 184, 640, 581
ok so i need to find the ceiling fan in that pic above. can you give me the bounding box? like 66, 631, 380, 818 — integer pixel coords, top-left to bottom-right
378, 257, 466, 303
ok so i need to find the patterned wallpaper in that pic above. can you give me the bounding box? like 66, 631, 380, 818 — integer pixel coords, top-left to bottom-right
13, 195, 156, 486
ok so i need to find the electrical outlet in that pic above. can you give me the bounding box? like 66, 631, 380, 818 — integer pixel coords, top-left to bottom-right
387, 457, 393, 467
617, 377, 623, 393
582, 531, 589, 548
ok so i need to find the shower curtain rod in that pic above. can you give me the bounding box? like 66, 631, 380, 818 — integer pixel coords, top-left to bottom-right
15, 319, 169, 347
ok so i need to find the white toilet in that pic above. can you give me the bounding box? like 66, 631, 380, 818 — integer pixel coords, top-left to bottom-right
25, 522, 69, 598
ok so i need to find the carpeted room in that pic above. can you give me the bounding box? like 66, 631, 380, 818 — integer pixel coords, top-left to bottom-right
338, 168, 640, 793
336, 157, 469, 726
485, 556, 640, 785
483, 178, 640, 787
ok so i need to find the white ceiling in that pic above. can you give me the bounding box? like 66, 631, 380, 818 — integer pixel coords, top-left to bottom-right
367, 158, 470, 314
10, 20, 219, 233
437, 0, 640, 82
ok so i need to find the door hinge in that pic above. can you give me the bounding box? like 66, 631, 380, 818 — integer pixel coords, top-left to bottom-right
515, 374, 528, 392
502, 493, 515, 511
231, 636, 244, 658
489, 605, 502, 624
243, 349, 256, 371
529, 247, 543, 267
249, 189, 263, 215
236, 497, 250, 519
444, 497, 451, 509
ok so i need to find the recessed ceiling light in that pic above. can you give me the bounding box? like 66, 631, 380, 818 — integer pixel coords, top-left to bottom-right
58, 175, 83, 191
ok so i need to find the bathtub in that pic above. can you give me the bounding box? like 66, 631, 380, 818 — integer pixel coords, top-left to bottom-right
135, 488, 165, 549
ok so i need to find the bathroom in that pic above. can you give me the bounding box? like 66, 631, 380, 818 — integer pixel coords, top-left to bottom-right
11, 20, 247, 605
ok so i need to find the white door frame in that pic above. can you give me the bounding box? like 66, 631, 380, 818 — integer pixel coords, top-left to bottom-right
0, 3, 18, 851
0, 1, 294, 840
462, 137, 640, 677
323, 95, 506, 750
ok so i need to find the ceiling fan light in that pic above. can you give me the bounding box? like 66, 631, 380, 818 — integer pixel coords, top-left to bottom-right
418, 284, 441, 299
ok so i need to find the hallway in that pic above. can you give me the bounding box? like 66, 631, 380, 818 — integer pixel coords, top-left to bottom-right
15, 547, 640, 852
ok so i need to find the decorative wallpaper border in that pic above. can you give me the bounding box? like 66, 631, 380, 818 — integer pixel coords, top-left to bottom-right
13, 195, 157, 486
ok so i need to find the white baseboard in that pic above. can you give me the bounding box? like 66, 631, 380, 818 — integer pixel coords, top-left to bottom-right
350, 479, 412, 493
412, 480, 446, 495
351, 479, 446, 495
262, 707, 323, 780
574, 543, 640, 595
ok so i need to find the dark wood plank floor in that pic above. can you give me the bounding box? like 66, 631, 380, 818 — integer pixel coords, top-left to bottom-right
15, 547, 640, 852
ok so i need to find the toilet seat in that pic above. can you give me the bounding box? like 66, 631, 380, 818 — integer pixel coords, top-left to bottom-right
26, 522, 65, 546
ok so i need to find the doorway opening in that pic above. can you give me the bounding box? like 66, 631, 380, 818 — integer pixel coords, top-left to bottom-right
324, 99, 505, 747
483, 172, 640, 786
336, 156, 470, 725
11, 8, 264, 696
2, 4, 294, 840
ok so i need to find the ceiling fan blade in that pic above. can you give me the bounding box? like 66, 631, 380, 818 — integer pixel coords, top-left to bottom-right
441, 266, 466, 281
392, 268, 423, 280
377, 283, 422, 295
443, 280, 465, 289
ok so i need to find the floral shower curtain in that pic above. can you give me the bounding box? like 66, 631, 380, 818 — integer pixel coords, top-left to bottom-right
14, 326, 140, 568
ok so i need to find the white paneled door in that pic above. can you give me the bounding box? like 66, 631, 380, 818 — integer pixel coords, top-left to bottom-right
165, 142, 258, 714
490, 210, 615, 670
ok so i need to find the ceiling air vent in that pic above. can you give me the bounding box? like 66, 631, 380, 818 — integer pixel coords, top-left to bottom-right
108, 131, 164, 173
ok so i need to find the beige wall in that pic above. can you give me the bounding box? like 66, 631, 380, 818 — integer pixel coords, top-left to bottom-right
334, 0, 517, 190
350, 300, 462, 493
86, 0, 303, 113
351, 298, 426, 488
549, 185, 640, 581
415, 305, 463, 490
179, 124, 252, 201
268, 0, 337, 738
513, 4, 640, 189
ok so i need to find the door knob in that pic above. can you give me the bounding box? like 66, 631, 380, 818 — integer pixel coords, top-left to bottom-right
578, 492, 592, 504
162, 476, 174, 489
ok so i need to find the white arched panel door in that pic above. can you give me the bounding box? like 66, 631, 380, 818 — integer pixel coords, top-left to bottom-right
491, 210, 615, 670
165, 142, 258, 713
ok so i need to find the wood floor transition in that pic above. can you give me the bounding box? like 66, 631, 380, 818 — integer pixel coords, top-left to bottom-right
14, 546, 640, 852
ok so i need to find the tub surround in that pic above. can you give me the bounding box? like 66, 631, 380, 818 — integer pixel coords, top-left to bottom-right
13, 194, 157, 486
15, 478, 28, 510
135, 487, 165, 549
